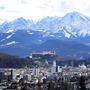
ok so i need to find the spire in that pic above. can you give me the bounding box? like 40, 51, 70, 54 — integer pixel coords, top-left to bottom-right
53, 60, 56, 67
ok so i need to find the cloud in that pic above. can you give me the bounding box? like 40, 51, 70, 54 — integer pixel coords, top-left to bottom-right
0, 0, 89, 21
0, 6, 5, 11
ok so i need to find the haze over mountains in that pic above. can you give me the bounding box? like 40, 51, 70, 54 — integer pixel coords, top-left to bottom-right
0, 11, 90, 59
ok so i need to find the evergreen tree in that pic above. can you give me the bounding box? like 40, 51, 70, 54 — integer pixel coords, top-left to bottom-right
79, 76, 86, 90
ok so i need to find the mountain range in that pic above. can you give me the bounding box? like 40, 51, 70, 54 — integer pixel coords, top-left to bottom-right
0, 11, 90, 59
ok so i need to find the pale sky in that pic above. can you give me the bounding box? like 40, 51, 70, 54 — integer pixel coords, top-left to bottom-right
0, 0, 90, 21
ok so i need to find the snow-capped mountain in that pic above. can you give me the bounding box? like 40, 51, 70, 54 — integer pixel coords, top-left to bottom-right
59, 12, 90, 38
0, 11, 90, 58
32, 16, 62, 33
0, 17, 34, 33
0, 11, 90, 38
33, 11, 90, 38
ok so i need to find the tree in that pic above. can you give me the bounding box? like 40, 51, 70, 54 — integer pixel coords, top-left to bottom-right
79, 76, 86, 90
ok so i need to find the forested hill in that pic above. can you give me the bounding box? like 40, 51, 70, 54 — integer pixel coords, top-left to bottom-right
0, 53, 34, 68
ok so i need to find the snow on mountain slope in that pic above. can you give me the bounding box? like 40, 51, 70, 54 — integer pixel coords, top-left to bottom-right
0, 21, 11, 33
6, 29, 14, 33
4, 41, 16, 46
57, 12, 90, 37
0, 11, 89, 39
0, 41, 18, 47
32, 16, 62, 33
0, 11, 89, 50
6, 33, 15, 39
0, 17, 34, 33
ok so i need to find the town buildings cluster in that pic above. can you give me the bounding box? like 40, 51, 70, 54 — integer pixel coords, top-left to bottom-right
0, 51, 90, 90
